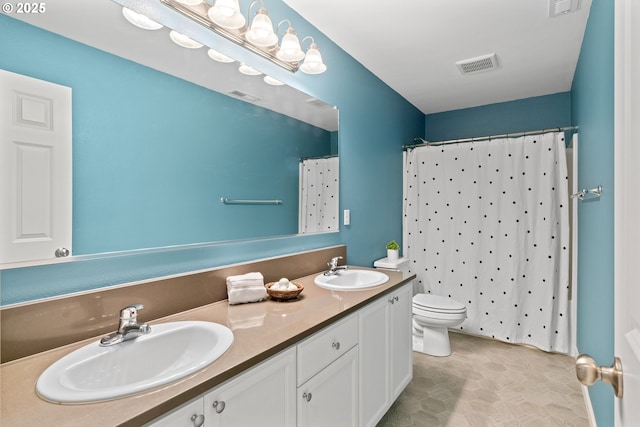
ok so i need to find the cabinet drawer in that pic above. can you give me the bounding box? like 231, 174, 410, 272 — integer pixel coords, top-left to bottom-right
297, 313, 358, 386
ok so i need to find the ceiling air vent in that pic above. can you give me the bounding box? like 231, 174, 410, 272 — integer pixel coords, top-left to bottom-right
456, 53, 499, 75
228, 90, 261, 102
305, 97, 333, 109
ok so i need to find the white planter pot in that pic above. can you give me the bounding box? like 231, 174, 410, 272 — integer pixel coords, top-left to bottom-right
387, 249, 399, 261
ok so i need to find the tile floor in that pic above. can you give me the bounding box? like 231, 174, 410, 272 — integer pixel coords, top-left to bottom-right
377, 332, 590, 427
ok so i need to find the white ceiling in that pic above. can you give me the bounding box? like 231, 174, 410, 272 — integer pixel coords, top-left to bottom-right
283, 0, 592, 114
12, 0, 592, 119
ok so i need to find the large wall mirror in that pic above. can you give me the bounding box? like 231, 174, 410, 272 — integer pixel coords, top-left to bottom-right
4, 0, 339, 259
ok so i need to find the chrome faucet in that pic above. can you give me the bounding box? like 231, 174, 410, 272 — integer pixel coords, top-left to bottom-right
100, 304, 151, 346
324, 256, 349, 276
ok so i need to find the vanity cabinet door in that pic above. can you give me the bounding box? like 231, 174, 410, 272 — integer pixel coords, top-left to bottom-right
204, 347, 296, 427
359, 282, 413, 427
358, 297, 390, 427
389, 283, 413, 401
297, 346, 358, 427
144, 398, 204, 427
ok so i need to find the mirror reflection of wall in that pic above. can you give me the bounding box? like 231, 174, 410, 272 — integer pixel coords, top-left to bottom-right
0, 7, 338, 260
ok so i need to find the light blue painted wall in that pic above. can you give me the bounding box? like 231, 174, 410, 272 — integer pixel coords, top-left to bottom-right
0, 3, 424, 305
424, 92, 572, 141
571, 0, 615, 425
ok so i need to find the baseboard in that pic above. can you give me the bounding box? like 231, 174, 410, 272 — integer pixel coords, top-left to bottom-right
581, 384, 597, 427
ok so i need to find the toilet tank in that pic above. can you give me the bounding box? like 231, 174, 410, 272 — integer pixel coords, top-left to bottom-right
374, 257, 419, 295
373, 257, 410, 274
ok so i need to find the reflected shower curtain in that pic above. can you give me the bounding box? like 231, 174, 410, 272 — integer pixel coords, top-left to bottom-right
298, 157, 339, 233
403, 132, 570, 353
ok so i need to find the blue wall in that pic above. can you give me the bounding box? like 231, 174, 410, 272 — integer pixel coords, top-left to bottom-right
571, 0, 615, 424
0, 3, 424, 305
425, 92, 572, 141
425, 93, 572, 141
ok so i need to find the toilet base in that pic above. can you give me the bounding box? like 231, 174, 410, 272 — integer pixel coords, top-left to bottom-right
412, 324, 452, 357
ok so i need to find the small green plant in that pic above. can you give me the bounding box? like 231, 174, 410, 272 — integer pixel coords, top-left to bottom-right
386, 240, 400, 250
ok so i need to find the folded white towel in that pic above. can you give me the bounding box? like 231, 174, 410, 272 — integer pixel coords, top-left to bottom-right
226, 272, 264, 286
228, 286, 267, 305
226, 272, 266, 304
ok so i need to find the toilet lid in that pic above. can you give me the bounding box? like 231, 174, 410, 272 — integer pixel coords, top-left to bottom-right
413, 294, 466, 312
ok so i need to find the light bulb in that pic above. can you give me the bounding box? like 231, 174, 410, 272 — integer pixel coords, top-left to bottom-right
276, 28, 304, 62
300, 43, 327, 74
169, 31, 203, 49
122, 7, 163, 30
208, 0, 245, 29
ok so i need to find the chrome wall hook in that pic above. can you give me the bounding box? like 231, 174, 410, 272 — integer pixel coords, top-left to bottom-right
571, 185, 602, 201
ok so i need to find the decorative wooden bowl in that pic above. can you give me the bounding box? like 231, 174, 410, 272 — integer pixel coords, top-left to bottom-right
265, 281, 304, 301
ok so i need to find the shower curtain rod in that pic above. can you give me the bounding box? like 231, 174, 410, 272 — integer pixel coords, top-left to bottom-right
403, 126, 579, 150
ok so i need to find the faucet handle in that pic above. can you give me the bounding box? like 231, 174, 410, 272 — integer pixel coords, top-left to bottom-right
329, 256, 343, 267
119, 304, 144, 320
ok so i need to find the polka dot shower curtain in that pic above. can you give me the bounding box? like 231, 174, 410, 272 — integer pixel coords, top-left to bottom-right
298, 156, 339, 234
403, 132, 570, 353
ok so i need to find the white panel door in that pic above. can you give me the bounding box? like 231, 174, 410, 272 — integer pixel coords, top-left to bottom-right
615, 0, 640, 425
0, 70, 72, 264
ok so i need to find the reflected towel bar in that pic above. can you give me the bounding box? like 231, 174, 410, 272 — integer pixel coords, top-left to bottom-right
220, 198, 282, 205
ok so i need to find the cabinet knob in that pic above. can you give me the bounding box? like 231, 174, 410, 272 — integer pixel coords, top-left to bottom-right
332, 341, 340, 350
55, 247, 70, 258
303, 392, 312, 402
212, 400, 226, 414
190, 414, 205, 427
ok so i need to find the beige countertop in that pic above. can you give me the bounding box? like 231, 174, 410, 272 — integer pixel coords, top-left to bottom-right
0, 267, 414, 427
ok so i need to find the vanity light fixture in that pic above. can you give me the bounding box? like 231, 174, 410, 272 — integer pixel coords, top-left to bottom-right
174, 0, 203, 5
276, 20, 305, 62
169, 30, 204, 48
122, 7, 163, 30
208, 0, 245, 29
160, 0, 327, 74
207, 48, 236, 63
299, 37, 327, 75
245, 1, 278, 47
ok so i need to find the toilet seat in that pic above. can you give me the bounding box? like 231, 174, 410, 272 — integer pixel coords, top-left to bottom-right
412, 294, 466, 314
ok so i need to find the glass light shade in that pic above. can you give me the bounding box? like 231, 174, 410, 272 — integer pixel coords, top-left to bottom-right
239, 63, 262, 76
300, 43, 327, 74
263, 75, 284, 86
207, 49, 235, 63
208, 0, 245, 29
245, 8, 278, 47
122, 7, 163, 30
169, 31, 203, 49
174, 0, 203, 5
276, 29, 305, 62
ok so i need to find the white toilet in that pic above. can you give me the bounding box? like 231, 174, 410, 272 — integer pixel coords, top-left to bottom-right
412, 293, 466, 356
373, 256, 467, 357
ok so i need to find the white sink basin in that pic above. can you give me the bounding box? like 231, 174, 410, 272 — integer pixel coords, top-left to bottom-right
314, 269, 389, 291
36, 321, 233, 403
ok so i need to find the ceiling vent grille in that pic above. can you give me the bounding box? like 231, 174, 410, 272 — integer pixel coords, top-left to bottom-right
306, 97, 333, 109
228, 90, 261, 102
456, 53, 499, 75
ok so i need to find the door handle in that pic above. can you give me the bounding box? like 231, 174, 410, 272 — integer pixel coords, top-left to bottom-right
575, 354, 623, 398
